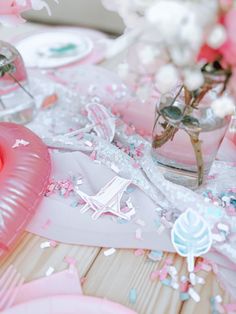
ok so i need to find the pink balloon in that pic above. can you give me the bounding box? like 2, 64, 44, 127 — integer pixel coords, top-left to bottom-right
0, 122, 51, 255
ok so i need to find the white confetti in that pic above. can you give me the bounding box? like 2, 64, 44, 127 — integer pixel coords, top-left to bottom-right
135, 228, 143, 240
181, 275, 188, 283
171, 281, 179, 290
110, 163, 120, 173
84, 140, 93, 147
76, 179, 83, 185
169, 266, 177, 277
126, 198, 134, 209
217, 223, 229, 233
135, 218, 146, 227
188, 287, 200, 303
215, 295, 223, 303
40, 241, 51, 249
196, 276, 205, 285
12, 139, 29, 148
46, 266, 55, 277
104, 248, 116, 256
189, 273, 196, 286
212, 233, 225, 242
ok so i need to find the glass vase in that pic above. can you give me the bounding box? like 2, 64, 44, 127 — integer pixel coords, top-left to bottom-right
151, 88, 230, 189
0, 40, 35, 124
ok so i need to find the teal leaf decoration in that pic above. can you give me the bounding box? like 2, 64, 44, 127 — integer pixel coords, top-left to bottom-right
160, 106, 183, 121
171, 209, 212, 272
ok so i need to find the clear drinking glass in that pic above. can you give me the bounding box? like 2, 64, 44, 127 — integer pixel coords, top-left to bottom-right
0, 40, 35, 124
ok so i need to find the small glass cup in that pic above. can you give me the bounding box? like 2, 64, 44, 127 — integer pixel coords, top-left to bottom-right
0, 40, 35, 124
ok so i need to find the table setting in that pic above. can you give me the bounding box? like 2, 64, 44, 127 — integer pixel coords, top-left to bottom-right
0, 1, 236, 314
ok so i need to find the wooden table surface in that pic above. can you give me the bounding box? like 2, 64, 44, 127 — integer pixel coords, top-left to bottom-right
0, 23, 233, 314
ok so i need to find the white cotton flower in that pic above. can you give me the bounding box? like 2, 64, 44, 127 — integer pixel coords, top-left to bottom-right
184, 70, 204, 91
145, 1, 193, 43
138, 45, 155, 65
155, 64, 179, 94
211, 96, 235, 118
170, 47, 194, 67
207, 25, 227, 49
117, 63, 130, 79
180, 20, 203, 50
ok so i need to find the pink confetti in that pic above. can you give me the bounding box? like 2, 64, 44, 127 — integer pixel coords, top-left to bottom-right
159, 266, 168, 280
80, 276, 87, 286
76, 132, 84, 140
165, 258, 173, 266
132, 162, 141, 169
41, 219, 52, 230
80, 108, 88, 116
194, 261, 212, 272
224, 304, 236, 311
180, 282, 189, 293
121, 206, 131, 213
134, 249, 145, 256
150, 270, 159, 281
78, 199, 86, 205
90, 151, 97, 160
50, 240, 57, 248
125, 125, 135, 136
64, 256, 77, 266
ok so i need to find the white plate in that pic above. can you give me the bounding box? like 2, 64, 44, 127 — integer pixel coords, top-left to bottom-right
16, 32, 93, 68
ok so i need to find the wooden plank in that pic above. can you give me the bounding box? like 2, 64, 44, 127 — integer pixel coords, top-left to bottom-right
181, 270, 232, 314
83, 249, 186, 314
0, 231, 100, 282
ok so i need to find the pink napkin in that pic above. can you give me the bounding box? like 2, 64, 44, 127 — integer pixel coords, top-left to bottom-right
13, 268, 82, 306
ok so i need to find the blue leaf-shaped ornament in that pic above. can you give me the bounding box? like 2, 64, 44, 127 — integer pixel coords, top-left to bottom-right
171, 209, 212, 272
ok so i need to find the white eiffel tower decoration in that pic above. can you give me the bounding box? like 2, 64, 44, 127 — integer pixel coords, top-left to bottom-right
75, 176, 135, 220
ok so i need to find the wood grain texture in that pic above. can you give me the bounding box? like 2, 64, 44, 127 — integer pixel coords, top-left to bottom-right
0, 22, 233, 314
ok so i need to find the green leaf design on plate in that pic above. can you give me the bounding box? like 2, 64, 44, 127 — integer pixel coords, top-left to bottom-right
160, 106, 183, 121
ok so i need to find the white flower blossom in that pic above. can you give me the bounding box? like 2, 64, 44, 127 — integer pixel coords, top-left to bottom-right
211, 96, 235, 118
155, 64, 179, 93
207, 25, 227, 49
138, 45, 156, 65
184, 69, 204, 91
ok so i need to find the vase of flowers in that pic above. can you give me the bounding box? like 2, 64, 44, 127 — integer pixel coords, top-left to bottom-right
152, 83, 231, 188
103, 0, 236, 188
0, 0, 56, 124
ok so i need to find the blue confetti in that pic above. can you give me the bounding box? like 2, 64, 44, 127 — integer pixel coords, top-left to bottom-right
70, 200, 78, 208
148, 250, 163, 262
129, 288, 137, 304
180, 292, 190, 301
161, 278, 171, 286
206, 207, 223, 218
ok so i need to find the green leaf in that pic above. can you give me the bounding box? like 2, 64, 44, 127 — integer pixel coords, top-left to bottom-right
160, 106, 183, 121
182, 115, 200, 128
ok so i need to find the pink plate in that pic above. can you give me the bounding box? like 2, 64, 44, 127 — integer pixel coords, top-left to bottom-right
2, 295, 137, 314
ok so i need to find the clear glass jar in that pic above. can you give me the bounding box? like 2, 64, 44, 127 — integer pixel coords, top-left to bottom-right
152, 89, 230, 189
0, 40, 35, 124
